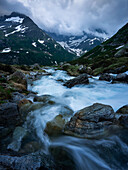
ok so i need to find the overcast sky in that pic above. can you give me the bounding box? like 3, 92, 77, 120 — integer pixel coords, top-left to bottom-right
0, 0, 128, 36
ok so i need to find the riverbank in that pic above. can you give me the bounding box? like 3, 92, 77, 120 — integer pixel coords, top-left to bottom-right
0, 64, 128, 169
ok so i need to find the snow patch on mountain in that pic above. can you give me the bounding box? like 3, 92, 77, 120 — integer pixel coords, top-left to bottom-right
116, 45, 124, 50
32, 42, 37, 47
5, 25, 28, 37
5, 17, 24, 23
38, 39, 44, 44
57, 41, 87, 56
68, 35, 87, 47
1, 48, 11, 53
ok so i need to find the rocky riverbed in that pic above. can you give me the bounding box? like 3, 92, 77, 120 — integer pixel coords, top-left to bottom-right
0, 64, 128, 169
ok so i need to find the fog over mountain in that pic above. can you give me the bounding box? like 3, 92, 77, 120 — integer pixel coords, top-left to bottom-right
0, 0, 128, 36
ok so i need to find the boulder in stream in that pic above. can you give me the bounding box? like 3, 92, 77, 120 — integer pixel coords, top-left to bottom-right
64, 73, 89, 88
64, 103, 115, 138
34, 94, 56, 104
45, 115, 65, 136
116, 105, 128, 128
99, 73, 114, 82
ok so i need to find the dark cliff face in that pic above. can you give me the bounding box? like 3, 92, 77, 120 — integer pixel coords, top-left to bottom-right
0, 12, 75, 65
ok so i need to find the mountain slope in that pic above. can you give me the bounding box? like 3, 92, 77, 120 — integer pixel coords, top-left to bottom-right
0, 12, 75, 65
70, 23, 128, 75
47, 31, 107, 56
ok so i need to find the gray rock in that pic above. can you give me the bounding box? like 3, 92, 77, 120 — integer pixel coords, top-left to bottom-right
11, 92, 26, 103
34, 95, 56, 104
109, 66, 127, 74
44, 115, 65, 136
118, 116, 128, 128
64, 73, 89, 88
0, 153, 55, 170
0, 103, 21, 127
116, 105, 128, 114
116, 105, 128, 128
7, 126, 27, 152
31, 63, 41, 70
99, 73, 114, 82
64, 103, 115, 138
115, 73, 128, 82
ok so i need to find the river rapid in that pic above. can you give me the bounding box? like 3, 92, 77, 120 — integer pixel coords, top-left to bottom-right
27, 68, 128, 170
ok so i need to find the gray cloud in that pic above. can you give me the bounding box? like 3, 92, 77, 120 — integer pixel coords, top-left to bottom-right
0, 0, 30, 16
0, 0, 128, 36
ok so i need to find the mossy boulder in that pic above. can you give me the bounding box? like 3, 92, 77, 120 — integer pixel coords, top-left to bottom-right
9, 71, 27, 90
64, 73, 89, 88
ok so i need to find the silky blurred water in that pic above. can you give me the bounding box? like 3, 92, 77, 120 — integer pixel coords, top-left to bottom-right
29, 68, 128, 112
27, 68, 128, 170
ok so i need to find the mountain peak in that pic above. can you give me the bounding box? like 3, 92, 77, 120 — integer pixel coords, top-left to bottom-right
0, 12, 75, 65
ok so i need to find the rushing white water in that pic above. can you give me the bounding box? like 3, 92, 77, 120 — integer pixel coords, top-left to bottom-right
29, 68, 128, 112
27, 68, 128, 170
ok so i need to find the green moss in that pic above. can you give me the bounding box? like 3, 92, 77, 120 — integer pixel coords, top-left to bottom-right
93, 67, 104, 76
63, 65, 80, 76
0, 100, 7, 104
0, 85, 15, 100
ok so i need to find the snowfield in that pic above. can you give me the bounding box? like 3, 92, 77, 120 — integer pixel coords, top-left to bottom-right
5, 17, 24, 23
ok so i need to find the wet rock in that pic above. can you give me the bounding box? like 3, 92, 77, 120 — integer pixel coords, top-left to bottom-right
116, 105, 128, 128
115, 73, 128, 83
0, 102, 22, 147
50, 146, 76, 170
107, 66, 127, 74
116, 105, 128, 114
11, 92, 26, 103
58, 105, 74, 118
64, 73, 89, 88
19, 102, 45, 119
0, 153, 55, 170
118, 116, 128, 128
26, 92, 37, 99
45, 115, 65, 136
18, 99, 33, 109
34, 95, 56, 104
0, 103, 21, 128
21, 141, 42, 154
64, 103, 115, 138
99, 73, 114, 82
7, 127, 27, 152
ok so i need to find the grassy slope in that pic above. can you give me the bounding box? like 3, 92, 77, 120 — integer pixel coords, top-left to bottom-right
70, 23, 128, 75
